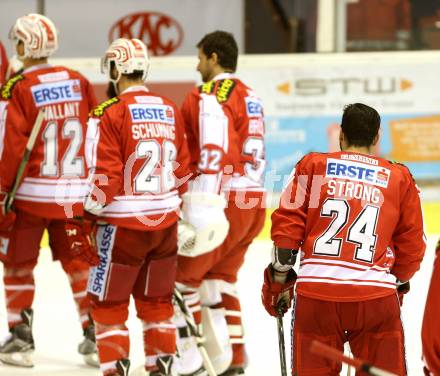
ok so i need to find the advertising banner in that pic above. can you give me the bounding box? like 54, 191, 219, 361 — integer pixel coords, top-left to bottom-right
0, 0, 244, 57
235, 52, 440, 188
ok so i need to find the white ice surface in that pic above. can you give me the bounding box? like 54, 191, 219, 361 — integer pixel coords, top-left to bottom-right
0, 236, 437, 375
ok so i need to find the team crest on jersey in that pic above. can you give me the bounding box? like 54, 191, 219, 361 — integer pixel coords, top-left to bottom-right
216, 79, 236, 103
91, 97, 119, 117
87, 225, 115, 301
326, 158, 391, 188
1, 74, 24, 99
129, 103, 175, 124
199, 81, 215, 94
386, 246, 394, 258
31, 79, 83, 107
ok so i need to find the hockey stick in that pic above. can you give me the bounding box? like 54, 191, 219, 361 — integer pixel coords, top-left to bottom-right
310, 340, 397, 376
276, 306, 288, 376
173, 287, 217, 376
6, 108, 45, 212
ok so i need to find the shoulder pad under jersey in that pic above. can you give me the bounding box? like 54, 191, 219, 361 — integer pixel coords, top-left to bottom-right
388, 159, 415, 182
215, 79, 236, 103
1, 74, 25, 100
90, 97, 119, 117
198, 81, 215, 95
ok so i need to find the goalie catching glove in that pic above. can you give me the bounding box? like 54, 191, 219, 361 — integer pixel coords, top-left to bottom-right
178, 192, 229, 257
261, 247, 298, 317
64, 217, 100, 266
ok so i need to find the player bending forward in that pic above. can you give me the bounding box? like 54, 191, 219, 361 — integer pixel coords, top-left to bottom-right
175, 31, 266, 376
262, 103, 426, 375
0, 14, 97, 367
70, 38, 195, 376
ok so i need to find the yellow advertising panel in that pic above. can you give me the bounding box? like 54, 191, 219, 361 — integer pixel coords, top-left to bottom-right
390, 116, 440, 161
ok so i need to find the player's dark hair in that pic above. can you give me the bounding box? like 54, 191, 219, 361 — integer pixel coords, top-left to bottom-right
197, 30, 238, 72
341, 103, 381, 147
110, 61, 145, 81
124, 70, 145, 81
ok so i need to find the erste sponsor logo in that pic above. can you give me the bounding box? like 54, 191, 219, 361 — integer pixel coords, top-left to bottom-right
245, 96, 263, 117
31, 79, 82, 107
326, 158, 390, 188
129, 104, 175, 124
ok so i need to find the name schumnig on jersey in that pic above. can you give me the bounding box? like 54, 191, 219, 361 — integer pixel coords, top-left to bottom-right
326, 158, 391, 188
31, 79, 83, 106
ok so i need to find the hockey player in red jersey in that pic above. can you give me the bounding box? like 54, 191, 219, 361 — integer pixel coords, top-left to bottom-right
175, 31, 266, 376
422, 238, 440, 375
74, 38, 193, 376
262, 103, 425, 375
0, 14, 98, 367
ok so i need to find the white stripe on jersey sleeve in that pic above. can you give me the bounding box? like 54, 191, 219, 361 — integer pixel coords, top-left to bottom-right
0, 101, 8, 158
85, 117, 100, 176
198, 93, 228, 151
196, 94, 229, 194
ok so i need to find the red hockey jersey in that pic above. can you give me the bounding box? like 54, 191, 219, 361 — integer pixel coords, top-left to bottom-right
0, 42, 8, 86
181, 73, 265, 205
272, 151, 426, 302
86, 86, 191, 231
0, 64, 97, 218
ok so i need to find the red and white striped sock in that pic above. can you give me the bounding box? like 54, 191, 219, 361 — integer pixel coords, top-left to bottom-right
95, 322, 130, 375
143, 320, 176, 372
3, 265, 35, 329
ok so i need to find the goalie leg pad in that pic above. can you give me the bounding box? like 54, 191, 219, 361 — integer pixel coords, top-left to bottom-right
220, 290, 246, 368
201, 306, 232, 374
173, 284, 205, 375
200, 279, 223, 306
199, 279, 233, 373
202, 280, 246, 368
176, 283, 202, 324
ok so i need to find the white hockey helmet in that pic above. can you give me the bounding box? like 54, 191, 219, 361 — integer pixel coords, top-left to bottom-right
9, 13, 58, 59
101, 38, 150, 85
